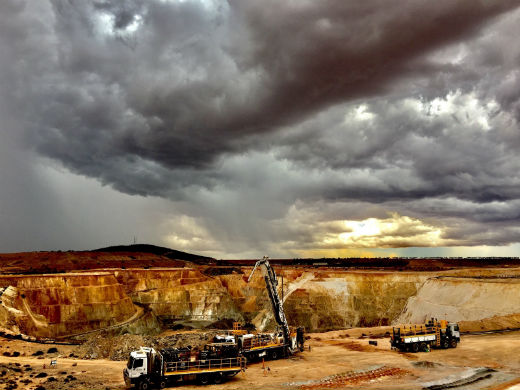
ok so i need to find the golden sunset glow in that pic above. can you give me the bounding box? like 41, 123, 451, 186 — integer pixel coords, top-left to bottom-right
338, 213, 444, 248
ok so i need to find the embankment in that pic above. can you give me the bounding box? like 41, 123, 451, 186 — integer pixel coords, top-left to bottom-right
397, 275, 520, 324
1, 267, 520, 338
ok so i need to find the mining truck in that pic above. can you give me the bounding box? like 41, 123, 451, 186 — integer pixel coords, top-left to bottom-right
123, 346, 246, 389
210, 256, 305, 362
391, 318, 460, 352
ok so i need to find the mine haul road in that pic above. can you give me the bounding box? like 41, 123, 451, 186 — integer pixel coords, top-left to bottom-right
1, 329, 520, 390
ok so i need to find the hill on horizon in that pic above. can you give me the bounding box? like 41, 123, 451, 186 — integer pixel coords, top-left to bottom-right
0, 244, 215, 274
94, 243, 214, 263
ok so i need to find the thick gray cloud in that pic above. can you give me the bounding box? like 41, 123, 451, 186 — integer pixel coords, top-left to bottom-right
1, 0, 520, 256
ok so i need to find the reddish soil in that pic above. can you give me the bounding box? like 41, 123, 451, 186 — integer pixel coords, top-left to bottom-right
0, 251, 187, 274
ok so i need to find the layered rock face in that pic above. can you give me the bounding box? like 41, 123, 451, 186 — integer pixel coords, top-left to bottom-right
1, 266, 520, 338
114, 269, 243, 322
0, 286, 28, 334
283, 271, 430, 331
0, 273, 137, 338
213, 270, 429, 332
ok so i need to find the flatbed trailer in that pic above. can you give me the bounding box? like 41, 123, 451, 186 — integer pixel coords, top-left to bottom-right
123, 347, 246, 389
161, 356, 246, 384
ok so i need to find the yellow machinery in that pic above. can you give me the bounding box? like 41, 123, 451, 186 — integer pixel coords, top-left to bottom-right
391, 318, 460, 352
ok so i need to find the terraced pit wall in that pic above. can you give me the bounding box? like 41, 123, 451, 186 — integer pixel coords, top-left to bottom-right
0, 273, 137, 338
1, 267, 520, 338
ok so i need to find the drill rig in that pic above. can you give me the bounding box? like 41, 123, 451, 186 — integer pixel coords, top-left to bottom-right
207, 256, 304, 361
243, 256, 305, 358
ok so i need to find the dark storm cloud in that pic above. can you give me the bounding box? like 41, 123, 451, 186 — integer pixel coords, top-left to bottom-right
3, 0, 520, 253
4, 0, 518, 190
277, 93, 520, 203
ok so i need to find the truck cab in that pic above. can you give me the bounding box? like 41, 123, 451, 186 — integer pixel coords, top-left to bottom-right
448, 322, 460, 342
124, 347, 155, 389
124, 345, 246, 389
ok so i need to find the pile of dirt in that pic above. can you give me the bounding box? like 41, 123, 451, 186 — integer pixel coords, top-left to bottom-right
459, 313, 520, 333
309, 326, 392, 340
321, 339, 376, 352
296, 366, 409, 389
73, 330, 221, 361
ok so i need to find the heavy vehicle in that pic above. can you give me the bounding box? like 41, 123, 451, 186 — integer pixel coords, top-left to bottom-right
123, 346, 246, 389
243, 256, 305, 360
209, 256, 305, 361
391, 318, 461, 352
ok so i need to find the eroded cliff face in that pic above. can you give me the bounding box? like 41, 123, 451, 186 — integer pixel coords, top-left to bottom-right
114, 269, 243, 322
213, 270, 429, 332
1, 266, 520, 338
279, 271, 429, 331
397, 276, 520, 324
0, 286, 31, 335
0, 273, 137, 338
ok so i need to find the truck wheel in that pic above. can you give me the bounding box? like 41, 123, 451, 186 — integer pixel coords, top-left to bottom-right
412, 343, 419, 353
419, 342, 427, 352
442, 339, 449, 349
270, 350, 278, 360
198, 374, 210, 385
159, 380, 167, 389
450, 339, 457, 348
138, 381, 150, 390
212, 373, 223, 384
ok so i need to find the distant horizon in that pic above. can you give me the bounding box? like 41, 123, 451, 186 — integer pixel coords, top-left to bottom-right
1, 243, 519, 261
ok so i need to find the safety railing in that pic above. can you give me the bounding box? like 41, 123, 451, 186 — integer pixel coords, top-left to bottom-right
164, 357, 246, 373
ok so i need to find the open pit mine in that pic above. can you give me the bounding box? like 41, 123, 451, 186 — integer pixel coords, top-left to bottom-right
1, 245, 520, 390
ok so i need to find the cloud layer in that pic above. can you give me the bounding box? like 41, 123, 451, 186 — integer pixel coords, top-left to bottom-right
1, 0, 520, 257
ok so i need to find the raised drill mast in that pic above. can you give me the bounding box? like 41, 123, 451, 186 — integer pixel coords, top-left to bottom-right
248, 256, 295, 353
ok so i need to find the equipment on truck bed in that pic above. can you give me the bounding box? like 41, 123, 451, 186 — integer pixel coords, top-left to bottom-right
123, 346, 246, 389
391, 318, 460, 352
209, 256, 305, 362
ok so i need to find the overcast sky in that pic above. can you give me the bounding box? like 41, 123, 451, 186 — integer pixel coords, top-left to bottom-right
1, 0, 520, 259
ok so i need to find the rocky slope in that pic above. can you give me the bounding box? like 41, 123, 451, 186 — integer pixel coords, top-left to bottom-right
397, 274, 520, 324
283, 271, 430, 331
114, 268, 243, 323
1, 249, 520, 338
0, 273, 137, 338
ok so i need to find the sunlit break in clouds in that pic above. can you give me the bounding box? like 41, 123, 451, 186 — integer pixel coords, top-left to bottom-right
1, 0, 520, 258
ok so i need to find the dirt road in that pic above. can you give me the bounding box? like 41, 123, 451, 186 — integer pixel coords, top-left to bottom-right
1, 330, 519, 390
